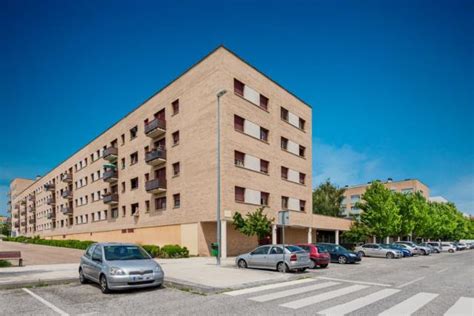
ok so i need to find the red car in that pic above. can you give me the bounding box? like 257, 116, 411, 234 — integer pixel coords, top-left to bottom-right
296, 243, 330, 269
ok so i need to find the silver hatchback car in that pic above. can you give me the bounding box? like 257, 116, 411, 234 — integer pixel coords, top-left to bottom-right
236, 244, 310, 272
355, 243, 403, 259
79, 242, 164, 293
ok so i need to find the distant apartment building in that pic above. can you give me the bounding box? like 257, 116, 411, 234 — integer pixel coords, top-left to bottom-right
341, 178, 430, 218
8, 46, 351, 256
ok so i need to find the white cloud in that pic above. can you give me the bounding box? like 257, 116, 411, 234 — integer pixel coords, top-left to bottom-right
432, 174, 474, 214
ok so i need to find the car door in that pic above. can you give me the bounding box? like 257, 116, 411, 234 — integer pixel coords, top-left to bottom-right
325, 245, 337, 262
362, 244, 372, 256
247, 246, 271, 268
268, 246, 285, 268
89, 245, 104, 282
81, 244, 96, 278
373, 245, 384, 257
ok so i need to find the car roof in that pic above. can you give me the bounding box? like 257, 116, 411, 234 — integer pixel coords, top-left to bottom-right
94, 242, 139, 247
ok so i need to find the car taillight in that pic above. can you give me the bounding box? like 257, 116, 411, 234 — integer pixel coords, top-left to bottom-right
290, 254, 297, 261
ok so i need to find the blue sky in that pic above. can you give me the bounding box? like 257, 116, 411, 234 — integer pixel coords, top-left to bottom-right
1, 0, 473, 215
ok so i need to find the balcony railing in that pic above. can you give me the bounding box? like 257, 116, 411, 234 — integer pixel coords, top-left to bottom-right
28, 195, 34, 201
28, 218, 35, 224
28, 206, 35, 212
61, 173, 72, 183
44, 183, 55, 191
62, 190, 73, 199
103, 147, 118, 161
103, 193, 119, 205
61, 206, 72, 215
47, 197, 56, 205
145, 148, 166, 166
47, 212, 56, 219
144, 118, 166, 138
103, 169, 118, 183
21, 221, 26, 226
20, 200, 26, 205
145, 178, 167, 194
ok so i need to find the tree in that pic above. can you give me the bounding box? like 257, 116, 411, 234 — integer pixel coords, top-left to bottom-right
357, 182, 401, 241
342, 221, 371, 244
0, 221, 11, 236
232, 207, 274, 244
312, 179, 346, 217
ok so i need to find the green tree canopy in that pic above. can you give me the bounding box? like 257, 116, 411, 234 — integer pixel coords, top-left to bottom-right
232, 207, 274, 243
312, 179, 346, 217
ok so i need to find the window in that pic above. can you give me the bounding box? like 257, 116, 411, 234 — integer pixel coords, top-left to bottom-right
172, 162, 180, 177
259, 95, 268, 110
299, 118, 305, 130
145, 200, 150, 213
155, 197, 166, 210
234, 151, 245, 167
234, 115, 244, 132
130, 177, 139, 190
234, 79, 244, 96
130, 126, 138, 140
121, 182, 126, 193
173, 194, 181, 208
260, 127, 269, 142
299, 145, 306, 157
172, 99, 179, 115
121, 134, 125, 145
282, 196, 289, 209
300, 200, 306, 212
122, 206, 126, 217
261, 192, 269, 206
235, 187, 245, 202
131, 203, 139, 215
121, 158, 125, 170
351, 195, 360, 203
172, 131, 180, 146
299, 173, 306, 185
130, 152, 138, 165
281, 107, 289, 121
252, 246, 270, 255
260, 160, 269, 174
281, 137, 288, 150
112, 208, 118, 218
281, 167, 288, 179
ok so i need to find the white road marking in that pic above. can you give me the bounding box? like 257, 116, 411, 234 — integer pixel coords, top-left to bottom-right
224, 278, 316, 296
444, 297, 474, 316
249, 281, 339, 302
280, 284, 368, 309
318, 288, 400, 315
317, 277, 391, 287
436, 268, 449, 274
22, 288, 69, 316
379, 292, 439, 316
396, 277, 425, 288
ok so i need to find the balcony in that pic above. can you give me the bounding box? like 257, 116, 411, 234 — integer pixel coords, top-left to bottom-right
62, 190, 73, 199
47, 197, 56, 205
20, 200, 26, 205
28, 195, 34, 201
28, 218, 35, 224
145, 148, 166, 166
103, 147, 118, 162
21, 221, 26, 227
103, 193, 119, 205
61, 206, 72, 215
13, 214, 18, 219
61, 173, 72, 183
145, 118, 166, 138
47, 212, 56, 219
20, 209, 26, 216
145, 178, 167, 194
44, 183, 55, 191
103, 169, 118, 183
14, 222, 19, 228
28, 206, 35, 213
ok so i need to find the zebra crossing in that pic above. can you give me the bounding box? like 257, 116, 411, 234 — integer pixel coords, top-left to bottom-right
224, 278, 474, 315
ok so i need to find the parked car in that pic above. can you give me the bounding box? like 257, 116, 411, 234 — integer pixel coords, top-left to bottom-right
236, 244, 310, 272
316, 243, 361, 264
419, 242, 440, 254
296, 243, 330, 269
440, 242, 456, 253
394, 243, 416, 256
395, 241, 431, 255
355, 243, 403, 259
454, 242, 467, 251
380, 244, 412, 257
426, 242, 442, 253
79, 242, 164, 293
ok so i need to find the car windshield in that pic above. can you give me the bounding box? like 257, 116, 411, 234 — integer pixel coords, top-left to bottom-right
285, 245, 304, 253
334, 245, 348, 252
104, 245, 151, 261
316, 245, 328, 253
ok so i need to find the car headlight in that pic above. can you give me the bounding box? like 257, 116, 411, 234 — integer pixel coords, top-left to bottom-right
109, 267, 125, 275
154, 265, 162, 273
349, 253, 355, 257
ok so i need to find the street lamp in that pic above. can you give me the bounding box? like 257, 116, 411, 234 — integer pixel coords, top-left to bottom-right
216, 89, 227, 265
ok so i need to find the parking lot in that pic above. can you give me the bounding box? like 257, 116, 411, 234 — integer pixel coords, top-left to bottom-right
0, 249, 472, 315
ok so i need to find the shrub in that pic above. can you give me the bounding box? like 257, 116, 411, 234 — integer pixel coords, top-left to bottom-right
160, 244, 189, 258
142, 245, 160, 257
0, 260, 12, 268
3, 236, 94, 250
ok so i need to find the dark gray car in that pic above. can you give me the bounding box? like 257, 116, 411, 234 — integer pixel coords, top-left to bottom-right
79, 242, 164, 293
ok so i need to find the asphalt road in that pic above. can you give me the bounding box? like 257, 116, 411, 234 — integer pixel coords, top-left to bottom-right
1, 250, 473, 315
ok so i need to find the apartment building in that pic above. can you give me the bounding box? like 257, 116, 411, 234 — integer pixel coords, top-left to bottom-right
341, 178, 430, 218
10, 46, 351, 256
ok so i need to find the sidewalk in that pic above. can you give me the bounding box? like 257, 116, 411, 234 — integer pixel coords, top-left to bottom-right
0, 257, 305, 293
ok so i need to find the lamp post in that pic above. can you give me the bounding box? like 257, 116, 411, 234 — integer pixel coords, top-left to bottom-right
216, 89, 227, 265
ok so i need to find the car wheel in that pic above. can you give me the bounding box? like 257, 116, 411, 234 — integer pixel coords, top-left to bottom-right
237, 259, 248, 269
421, 249, 426, 255
298, 268, 307, 272
386, 252, 394, 259
338, 256, 348, 264
319, 264, 328, 268
357, 251, 365, 257
308, 260, 316, 269
448, 249, 454, 253
277, 262, 288, 273
100, 274, 110, 294
79, 268, 88, 284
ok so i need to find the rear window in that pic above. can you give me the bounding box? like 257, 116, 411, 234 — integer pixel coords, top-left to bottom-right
316, 245, 328, 253
285, 245, 304, 253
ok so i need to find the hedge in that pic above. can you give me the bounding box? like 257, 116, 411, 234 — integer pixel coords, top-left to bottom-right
5, 237, 189, 258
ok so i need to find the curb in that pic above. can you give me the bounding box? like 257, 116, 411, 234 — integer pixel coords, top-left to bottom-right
0, 278, 79, 290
